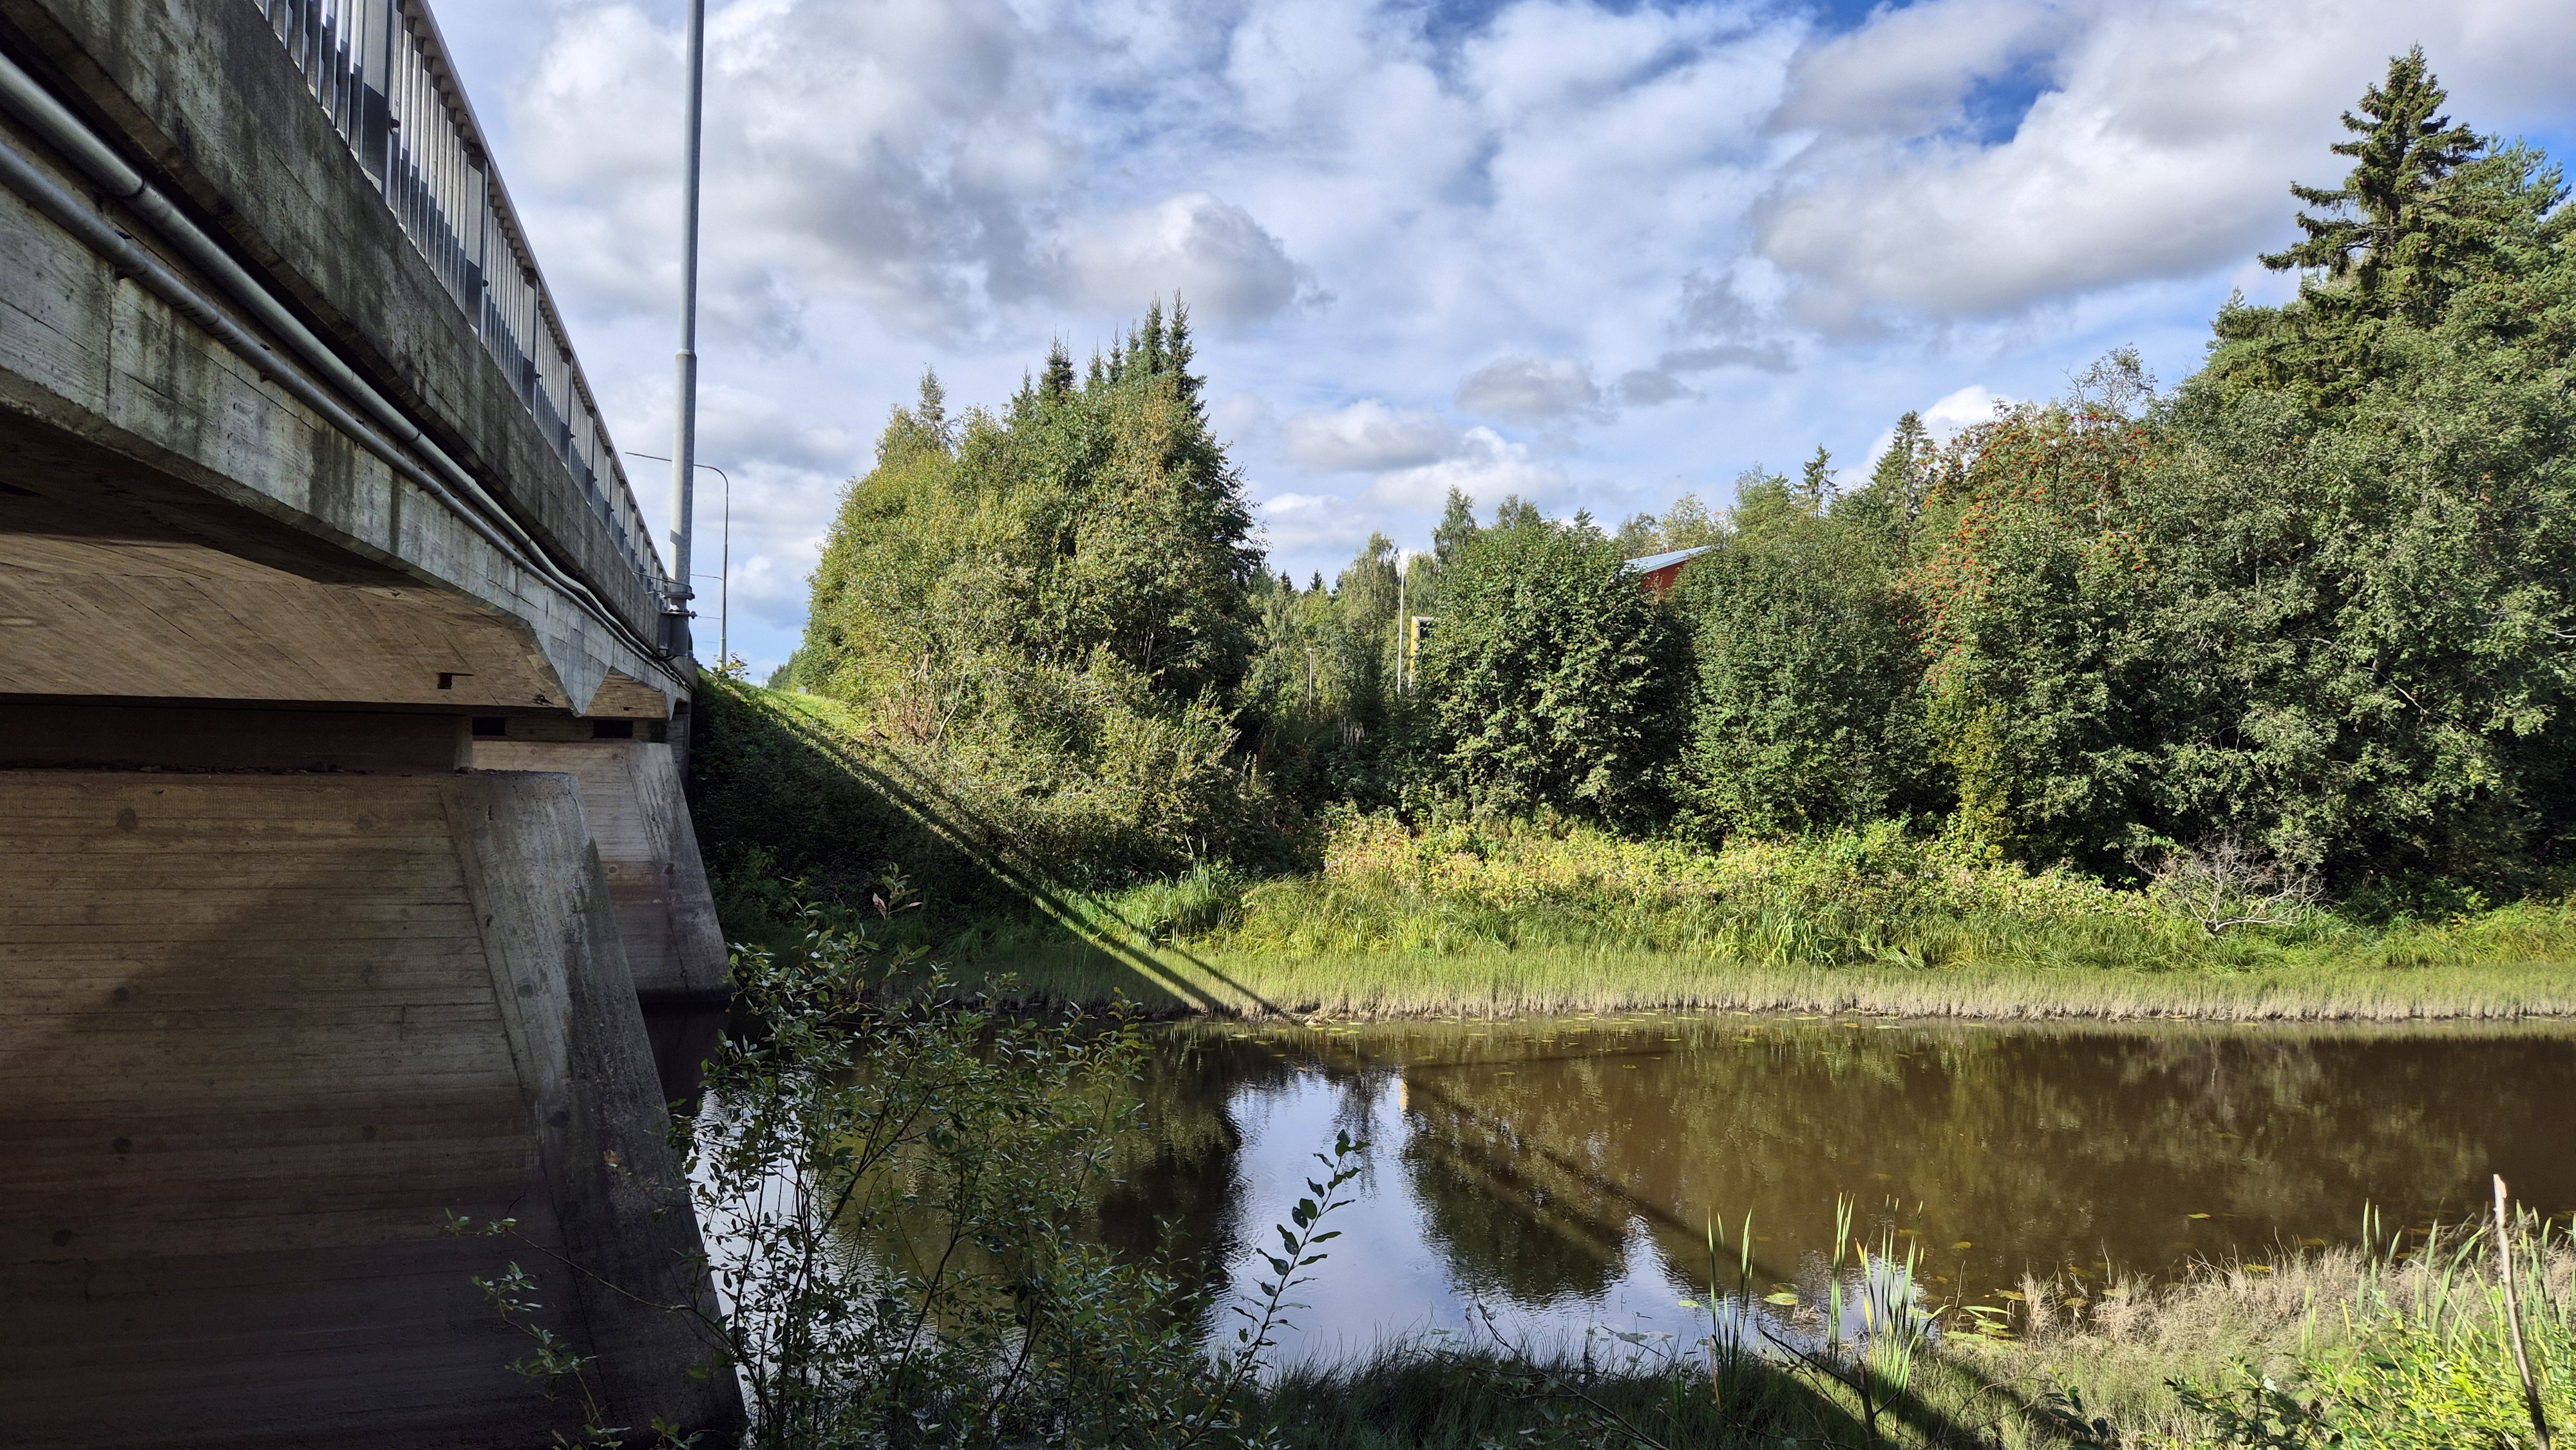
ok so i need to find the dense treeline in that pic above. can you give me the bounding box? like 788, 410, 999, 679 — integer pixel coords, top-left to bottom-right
777, 51, 2575, 907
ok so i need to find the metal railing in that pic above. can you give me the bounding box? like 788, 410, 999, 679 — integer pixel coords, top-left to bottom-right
252, 0, 663, 588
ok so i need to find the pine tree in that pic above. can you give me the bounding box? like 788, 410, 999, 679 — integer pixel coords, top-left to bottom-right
915, 370, 949, 442
2211, 48, 2564, 406
1795, 446, 1837, 507
1040, 342, 1075, 403
1165, 299, 1202, 416
1432, 487, 1481, 570
1871, 413, 1929, 494
2260, 47, 2481, 307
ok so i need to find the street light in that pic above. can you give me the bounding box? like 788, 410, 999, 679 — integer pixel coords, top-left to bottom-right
628, 451, 730, 663
664, 0, 708, 655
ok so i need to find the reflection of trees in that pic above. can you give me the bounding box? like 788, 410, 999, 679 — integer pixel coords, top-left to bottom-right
1405, 1086, 1633, 1302
1376, 1021, 2576, 1307
1093, 1030, 1300, 1304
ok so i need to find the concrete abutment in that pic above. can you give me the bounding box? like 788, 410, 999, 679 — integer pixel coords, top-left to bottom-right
0, 758, 743, 1447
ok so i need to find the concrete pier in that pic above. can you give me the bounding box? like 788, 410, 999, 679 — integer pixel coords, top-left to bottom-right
0, 769, 734, 1447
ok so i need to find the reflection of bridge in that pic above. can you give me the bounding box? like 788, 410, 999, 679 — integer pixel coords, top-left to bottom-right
0, 0, 739, 1442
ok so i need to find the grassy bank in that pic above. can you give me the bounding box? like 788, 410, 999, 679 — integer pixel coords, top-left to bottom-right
926, 817, 2576, 1018
938, 944, 2576, 1021
1235, 1218, 2576, 1447
693, 680, 2576, 1021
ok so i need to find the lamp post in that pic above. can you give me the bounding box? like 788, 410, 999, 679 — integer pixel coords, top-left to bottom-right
1394, 555, 1405, 695
629, 453, 730, 663
664, 0, 707, 656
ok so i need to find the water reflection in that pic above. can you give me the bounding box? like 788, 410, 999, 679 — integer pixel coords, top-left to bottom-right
1106, 1013, 2576, 1362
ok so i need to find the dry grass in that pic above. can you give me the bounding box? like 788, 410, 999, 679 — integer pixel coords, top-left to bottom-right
1235, 1228, 2576, 1447
1944, 1223, 2576, 1446
940, 939, 2576, 1022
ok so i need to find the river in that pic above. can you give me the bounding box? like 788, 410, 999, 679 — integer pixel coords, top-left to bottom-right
1094, 1013, 2576, 1364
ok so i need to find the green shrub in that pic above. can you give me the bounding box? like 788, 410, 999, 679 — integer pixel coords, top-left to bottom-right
1419, 513, 1686, 825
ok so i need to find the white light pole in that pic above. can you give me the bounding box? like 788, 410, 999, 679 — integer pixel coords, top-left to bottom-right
665, 0, 706, 656
1394, 554, 1406, 695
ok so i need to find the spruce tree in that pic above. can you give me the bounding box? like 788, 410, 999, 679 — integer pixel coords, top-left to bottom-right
1165, 300, 1202, 415
1795, 446, 1837, 507
2261, 46, 2479, 297
1431, 487, 1481, 570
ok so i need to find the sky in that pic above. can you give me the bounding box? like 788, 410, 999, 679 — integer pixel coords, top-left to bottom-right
424, 0, 2576, 677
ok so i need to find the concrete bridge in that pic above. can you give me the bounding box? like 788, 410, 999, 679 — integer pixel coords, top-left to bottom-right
0, 0, 743, 1442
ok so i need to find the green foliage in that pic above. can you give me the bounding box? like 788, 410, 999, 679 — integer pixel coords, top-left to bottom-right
629, 890, 1369, 1449
1899, 373, 2165, 869
1678, 458, 1932, 836
2215, 48, 2573, 408
2130, 343, 2576, 883
1657, 53, 2576, 889
1419, 507, 1685, 824
1196, 813, 2181, 965
1613, 491, 1725, 557
1237, 534, 1428, 811
799, 302, 1258, 713
2260, 46, 2485, 300
777, 305, 1274, 893
689, 678, 1285, 972
725, 51, 2576, 974
2176, 1215, 2575, 1450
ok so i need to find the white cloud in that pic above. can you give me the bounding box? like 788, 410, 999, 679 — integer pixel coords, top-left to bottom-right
1757, 0, 2576, 328
1279, 400, 1460, 472
442, 0, 2576, 676
513, 0, 1076, 341
1922, 383, 2014, 436
1368, 428, 1568, 512
1859, 382, 2018, 467
1455, 356, 1602, 424
1059, 193, 1310, 326
1254, 490, 1372, 557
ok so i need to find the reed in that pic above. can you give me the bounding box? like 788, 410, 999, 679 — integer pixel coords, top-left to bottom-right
1227, 1212, 2576, 1447
933, 938, 2576, 1021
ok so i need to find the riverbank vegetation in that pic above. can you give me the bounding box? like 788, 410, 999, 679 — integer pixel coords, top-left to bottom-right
1245, 1212, 2575, 1449
696, 677, 2576, 1017
703, 53, 2576, 1020
504, 901, 2573, 1448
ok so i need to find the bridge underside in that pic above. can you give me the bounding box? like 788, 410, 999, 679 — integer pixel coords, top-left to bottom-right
0, 404, 660, 713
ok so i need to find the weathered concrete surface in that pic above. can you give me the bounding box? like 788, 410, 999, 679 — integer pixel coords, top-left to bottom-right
0, 771, 742, 1448
0, 0, 664, 638
470, 740, 729, 1003
0, 96, 674, 716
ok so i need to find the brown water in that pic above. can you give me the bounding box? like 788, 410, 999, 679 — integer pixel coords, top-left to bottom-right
1100, 1012, 2576, 1361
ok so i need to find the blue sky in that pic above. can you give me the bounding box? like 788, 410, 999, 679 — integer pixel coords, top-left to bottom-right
430, 0, 2576, 676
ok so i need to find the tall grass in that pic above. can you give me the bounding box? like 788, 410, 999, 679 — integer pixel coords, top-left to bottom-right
917, 816, 2576, 1019
694, 684, 2576, 1020
1226, 1211, 2576, 1447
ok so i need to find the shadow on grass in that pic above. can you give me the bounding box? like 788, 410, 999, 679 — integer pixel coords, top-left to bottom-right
691, 682, 1281, 1015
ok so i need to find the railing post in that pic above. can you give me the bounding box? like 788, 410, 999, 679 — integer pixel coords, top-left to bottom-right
353, 0, 392, 185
